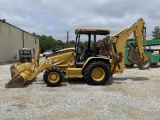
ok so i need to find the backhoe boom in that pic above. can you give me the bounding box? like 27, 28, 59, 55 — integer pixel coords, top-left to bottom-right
110, 18, 149, 74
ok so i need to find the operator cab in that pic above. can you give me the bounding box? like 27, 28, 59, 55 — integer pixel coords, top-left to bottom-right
75, 28, 111, 67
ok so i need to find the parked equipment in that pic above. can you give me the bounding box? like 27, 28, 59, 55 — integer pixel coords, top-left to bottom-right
124, 39, 160, 67
5, 18, 150, 88
19, 48, 32, 63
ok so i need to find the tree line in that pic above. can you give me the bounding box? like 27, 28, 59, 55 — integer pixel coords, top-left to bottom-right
36, 35, 90, 53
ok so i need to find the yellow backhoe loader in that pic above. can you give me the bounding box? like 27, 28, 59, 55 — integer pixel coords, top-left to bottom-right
5, 18, 150, 88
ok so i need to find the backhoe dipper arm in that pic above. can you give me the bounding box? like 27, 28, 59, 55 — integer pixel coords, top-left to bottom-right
109, 18, 149, 75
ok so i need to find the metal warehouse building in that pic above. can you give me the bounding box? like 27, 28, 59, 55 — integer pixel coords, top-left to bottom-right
0, 19, 39, 63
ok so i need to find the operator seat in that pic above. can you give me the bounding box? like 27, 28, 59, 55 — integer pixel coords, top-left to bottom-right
81, 46, 100, 61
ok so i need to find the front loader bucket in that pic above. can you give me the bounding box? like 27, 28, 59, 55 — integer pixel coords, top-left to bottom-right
5, 48, 40, 88
5, 75, 26, 88
10, 65, 18, 78
5, 65, 26, 88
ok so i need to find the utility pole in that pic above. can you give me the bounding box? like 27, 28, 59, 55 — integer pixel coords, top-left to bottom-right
67, 31, 69, 47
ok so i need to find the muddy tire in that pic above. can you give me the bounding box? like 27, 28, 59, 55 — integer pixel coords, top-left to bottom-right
43, 67, 64, 87
84, 61, 110, 85
139, 60, 151, 70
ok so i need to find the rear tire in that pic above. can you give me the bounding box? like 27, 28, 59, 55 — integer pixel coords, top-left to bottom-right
43, 67, 64, 87
84, 61, 110, 85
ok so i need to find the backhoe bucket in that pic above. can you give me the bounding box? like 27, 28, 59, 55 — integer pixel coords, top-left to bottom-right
5, 65, 26, 88
128, 45, 143, 65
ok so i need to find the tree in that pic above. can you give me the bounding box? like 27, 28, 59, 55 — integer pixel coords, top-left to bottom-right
56, 40, 64, 50
39, 35, 47, 53
69, 40, 76, 47
152, 26, 160, 39
39, 35, 57, 53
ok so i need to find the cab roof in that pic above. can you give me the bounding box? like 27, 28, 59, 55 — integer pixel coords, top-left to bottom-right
75, 28, 111, 35
20, 48, 31, 50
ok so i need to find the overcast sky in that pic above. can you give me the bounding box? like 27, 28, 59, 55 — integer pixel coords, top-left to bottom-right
0, 0, 159, 41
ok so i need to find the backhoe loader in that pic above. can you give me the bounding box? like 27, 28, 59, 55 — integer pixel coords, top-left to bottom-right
5, 18, 150, 88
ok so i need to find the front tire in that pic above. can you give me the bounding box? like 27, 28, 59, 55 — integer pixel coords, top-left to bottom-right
43, 67, 64, 87
84, 61, 110, 85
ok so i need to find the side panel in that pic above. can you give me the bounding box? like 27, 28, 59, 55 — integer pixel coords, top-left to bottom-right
146, 53, 160, 64
66, 68, 82, 78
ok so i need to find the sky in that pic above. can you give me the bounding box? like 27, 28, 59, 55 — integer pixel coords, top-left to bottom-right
0, 0, 159, 42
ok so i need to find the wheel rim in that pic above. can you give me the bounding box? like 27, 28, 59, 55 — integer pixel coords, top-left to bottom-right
48, 72, 60, 83
91, 67, 105, 81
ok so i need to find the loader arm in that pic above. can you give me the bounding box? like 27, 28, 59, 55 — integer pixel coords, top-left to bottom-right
27, 51, 75, 81
109, 18, 149, 75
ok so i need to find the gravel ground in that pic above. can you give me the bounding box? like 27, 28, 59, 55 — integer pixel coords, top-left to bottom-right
0, 62, 160, 120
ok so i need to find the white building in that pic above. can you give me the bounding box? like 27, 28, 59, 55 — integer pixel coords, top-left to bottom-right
0, 19, 39, 63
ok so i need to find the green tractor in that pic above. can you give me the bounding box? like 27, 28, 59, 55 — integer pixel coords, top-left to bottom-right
124, 39, 160, 68
19, 48, 32, 63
